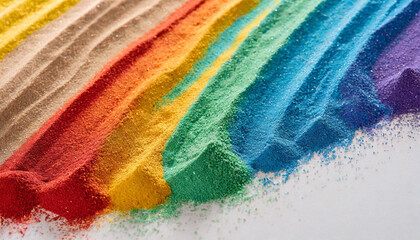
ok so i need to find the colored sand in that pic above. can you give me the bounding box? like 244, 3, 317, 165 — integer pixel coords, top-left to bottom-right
372, 8, 420, 114
0, 0, 419, 225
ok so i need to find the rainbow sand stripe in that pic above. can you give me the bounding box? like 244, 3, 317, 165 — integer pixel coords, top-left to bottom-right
0, 0, 419, 222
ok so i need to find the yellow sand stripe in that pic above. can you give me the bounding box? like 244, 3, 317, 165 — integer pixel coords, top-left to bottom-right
0, 0, 80, 60
0, 0, 50, 33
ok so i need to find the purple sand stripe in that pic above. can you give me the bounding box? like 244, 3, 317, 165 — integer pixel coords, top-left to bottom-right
372, 11, 420, 114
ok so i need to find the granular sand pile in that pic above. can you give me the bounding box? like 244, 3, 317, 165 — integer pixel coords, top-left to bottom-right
0, 0, 419, 227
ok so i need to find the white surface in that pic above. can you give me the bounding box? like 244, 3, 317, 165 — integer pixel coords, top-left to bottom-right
1, 114, 419, 240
